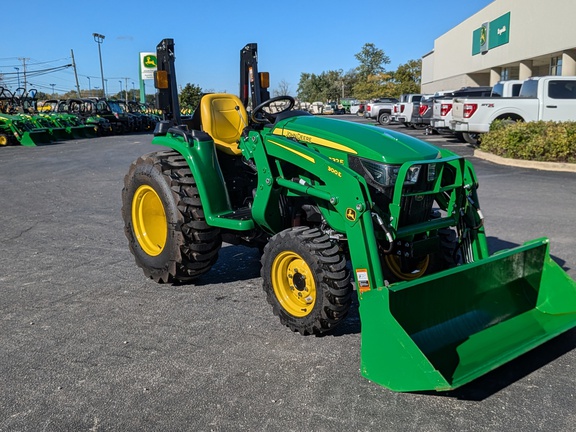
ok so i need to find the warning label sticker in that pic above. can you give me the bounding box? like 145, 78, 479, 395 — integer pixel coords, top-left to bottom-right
356, 269, 370, 292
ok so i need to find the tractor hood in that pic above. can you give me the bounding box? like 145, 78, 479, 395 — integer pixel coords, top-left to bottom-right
271, 115, 442, 164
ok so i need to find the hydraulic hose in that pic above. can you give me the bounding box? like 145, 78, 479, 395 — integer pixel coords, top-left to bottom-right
372, 212, 394, 253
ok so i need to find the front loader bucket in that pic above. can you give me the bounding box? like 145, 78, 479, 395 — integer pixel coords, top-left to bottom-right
22, 130, 53, 146
359, 238, 576, 392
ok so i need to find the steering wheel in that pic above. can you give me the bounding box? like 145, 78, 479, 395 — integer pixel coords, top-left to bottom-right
251, 95, 295, 124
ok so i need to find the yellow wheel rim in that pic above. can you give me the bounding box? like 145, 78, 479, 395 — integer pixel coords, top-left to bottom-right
0, 135, 8, 146
271, 251, 316, 318
384, 254, 430, 281
131, 185, 167, 256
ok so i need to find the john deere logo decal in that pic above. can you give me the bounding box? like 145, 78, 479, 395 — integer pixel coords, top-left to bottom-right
143, 55, 157, 69
480, 25, 487, 47
346, 208, 356, 222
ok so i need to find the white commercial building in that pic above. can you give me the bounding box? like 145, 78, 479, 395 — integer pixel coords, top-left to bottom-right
421, 0, 576, 93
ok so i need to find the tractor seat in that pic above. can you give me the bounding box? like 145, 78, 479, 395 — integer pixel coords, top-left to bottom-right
200, 93, 247, 156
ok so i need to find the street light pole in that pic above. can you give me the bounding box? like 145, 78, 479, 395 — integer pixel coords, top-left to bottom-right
119, 80, 123, 99
93, 33, 106, 99
50, 84, 55, 97
87, 77, 91, 97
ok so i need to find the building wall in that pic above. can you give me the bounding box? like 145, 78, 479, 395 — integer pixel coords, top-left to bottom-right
422, 0, 576, 93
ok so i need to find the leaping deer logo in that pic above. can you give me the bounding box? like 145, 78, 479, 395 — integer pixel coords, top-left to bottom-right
144, 55, 157, 68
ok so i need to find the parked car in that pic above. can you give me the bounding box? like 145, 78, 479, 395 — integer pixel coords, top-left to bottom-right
394, 94, 423, 128
322, 103, 334, 115
451, 76, 576, 144
339, 98, 359, 113
308, 101, 324, 115
350, 101, 364, 115
430, 86, 493, 138
410, 93, 447, 132
364, 97, 399, 124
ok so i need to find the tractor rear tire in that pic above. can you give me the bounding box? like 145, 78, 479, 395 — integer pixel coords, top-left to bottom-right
261, 226, 352, 335
122, 150, 221, 283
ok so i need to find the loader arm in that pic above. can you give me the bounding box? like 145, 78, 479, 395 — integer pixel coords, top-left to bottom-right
241, 128, 387, 291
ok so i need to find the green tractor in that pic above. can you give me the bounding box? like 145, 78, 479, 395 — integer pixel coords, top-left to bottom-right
121, 39, 576, 392
1, 87, 52, 146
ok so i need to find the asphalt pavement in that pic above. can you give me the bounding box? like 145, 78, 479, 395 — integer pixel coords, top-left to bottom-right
1, 124, 575, 432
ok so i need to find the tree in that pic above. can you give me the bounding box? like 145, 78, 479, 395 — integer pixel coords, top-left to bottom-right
179, 83, 203, 110
352, 43, 392, 99
354, 43, 390, 80
297, 72, 323, 102
273, 79, 291, 97
297, 70, 347, 102
341, 69, 358, 100
391, 59, 422, 95
34, 91, 51, 100
353, 72, 395, 100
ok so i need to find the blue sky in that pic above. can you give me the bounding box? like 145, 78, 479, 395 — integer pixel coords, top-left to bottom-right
1, 0, 493, 97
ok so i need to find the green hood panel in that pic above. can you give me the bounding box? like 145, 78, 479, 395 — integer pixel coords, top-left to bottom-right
272, 116, 443, 164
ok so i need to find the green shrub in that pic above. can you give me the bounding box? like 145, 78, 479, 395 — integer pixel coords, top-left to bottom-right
481, 121, 576, 163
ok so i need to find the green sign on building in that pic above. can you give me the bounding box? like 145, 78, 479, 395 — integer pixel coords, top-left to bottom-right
472, 12, 510, 55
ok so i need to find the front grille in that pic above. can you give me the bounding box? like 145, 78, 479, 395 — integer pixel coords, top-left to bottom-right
399, 194, 435, 226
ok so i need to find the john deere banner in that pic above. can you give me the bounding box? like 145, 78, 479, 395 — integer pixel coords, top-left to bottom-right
140, 52, 157, 80
472, 12, 510, 55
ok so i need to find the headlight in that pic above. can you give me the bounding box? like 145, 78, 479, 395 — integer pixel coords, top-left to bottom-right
360, 159, 422, 187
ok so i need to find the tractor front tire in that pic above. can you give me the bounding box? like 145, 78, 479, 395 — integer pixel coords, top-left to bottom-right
382, 228, 459, 282
122, 150, 221, 283
261, 226, 352, 335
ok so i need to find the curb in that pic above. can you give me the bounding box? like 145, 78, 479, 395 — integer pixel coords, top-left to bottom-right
473, 149, 576, 173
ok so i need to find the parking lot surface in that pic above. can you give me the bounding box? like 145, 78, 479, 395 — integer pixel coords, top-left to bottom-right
1, 125, 575, 431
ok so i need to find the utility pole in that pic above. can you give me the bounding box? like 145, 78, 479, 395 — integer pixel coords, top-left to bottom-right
124, 77, 129, 104
18, 57, 29, 90
14, 67, 20, 88
70, 49, 82, 98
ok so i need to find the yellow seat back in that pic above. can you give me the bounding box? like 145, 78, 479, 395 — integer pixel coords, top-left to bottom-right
200, 93, 247, 155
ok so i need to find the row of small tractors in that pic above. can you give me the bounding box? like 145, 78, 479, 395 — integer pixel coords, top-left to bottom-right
0, 87, 161, 146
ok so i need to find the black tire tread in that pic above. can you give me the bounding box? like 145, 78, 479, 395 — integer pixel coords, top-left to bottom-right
122, 151, 221, 283
261, 226, 352, 335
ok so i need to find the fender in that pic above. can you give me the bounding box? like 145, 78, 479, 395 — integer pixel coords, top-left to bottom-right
151, 130, 243, 229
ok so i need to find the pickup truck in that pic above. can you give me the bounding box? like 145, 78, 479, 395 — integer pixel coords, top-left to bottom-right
411, 92, 452, 131
393, 94, 423, 127
430, 86, 493, 138
363, 97, 399, 124
451, 76, 576, 144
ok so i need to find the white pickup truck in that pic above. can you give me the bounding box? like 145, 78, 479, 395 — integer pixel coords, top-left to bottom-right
393, 94, 423, 127
429, 86, 494, 137
451, 76, 576, 144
